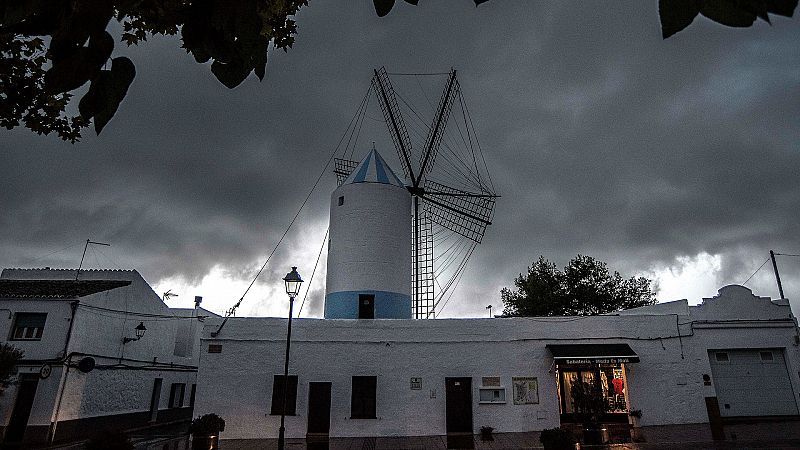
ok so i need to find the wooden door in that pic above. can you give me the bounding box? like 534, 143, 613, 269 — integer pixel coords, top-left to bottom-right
4, 374, 39, 444
307, 382, 332, 435
445, 377, 473, 434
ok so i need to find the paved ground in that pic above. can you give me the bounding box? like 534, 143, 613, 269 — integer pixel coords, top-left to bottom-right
42, 422, 800, 449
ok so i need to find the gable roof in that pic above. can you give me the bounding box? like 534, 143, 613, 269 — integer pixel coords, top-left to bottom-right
342, 149, 405, 187
0, 279, 131, 299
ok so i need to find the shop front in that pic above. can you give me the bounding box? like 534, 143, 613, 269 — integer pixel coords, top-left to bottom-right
547, 344, 639, 439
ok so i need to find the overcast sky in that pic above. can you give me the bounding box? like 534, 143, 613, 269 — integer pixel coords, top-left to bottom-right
2, 2, 798, 318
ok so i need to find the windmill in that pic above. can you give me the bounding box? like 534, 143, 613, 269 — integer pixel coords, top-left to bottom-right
333, 67, 498, 318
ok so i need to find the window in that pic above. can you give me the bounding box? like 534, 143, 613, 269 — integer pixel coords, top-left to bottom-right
208, 344, 222, 353
479, 388, 506, 403
11, 313, 47, 340
715, 352, 729, 363
351, 376, 377, 419
270, 375, 298, 415
358, 294, 375, 319
760, 351, 774, 362
168, 383, 186, 408
338, 196, 345, 206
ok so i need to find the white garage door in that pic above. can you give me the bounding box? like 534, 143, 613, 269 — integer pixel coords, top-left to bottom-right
709, 348, 798, 417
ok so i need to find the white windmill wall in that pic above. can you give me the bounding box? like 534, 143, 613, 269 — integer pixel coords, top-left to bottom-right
325, 164, 412, 319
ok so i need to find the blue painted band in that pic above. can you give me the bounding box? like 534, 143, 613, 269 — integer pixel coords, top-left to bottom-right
324, 290, 411, 319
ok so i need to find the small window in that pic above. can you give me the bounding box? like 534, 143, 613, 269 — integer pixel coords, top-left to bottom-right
11, 313, 47, 340
168, 383, 185, 408
338, 196, 345, 206
715, 352, 729, 363
479, 387, 506, 404
270, 375, 298, 415
351, 376, 377, 419
208, 344, 222, 353
760, 351, 774, 362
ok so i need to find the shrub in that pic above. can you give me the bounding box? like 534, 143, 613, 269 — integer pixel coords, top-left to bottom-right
189, 413, 226, 436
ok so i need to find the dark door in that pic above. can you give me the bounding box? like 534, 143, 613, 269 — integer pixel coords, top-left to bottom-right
445, 377, 473, 434
307, 382, 332, 435
149, 378, 163, 422
358, 294, 374, 319
4, 374, 39, 444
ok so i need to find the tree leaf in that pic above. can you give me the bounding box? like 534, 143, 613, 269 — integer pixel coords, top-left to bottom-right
767, 0, 798, 17
659, 0, 701, 38
79, 57, 136, 134
374, 0, 395, 17
211, 59, 250, 89
700, 0, 758, 27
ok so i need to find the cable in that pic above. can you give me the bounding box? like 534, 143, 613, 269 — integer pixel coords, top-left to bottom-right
212, 88, 374, 336
775, 253, 800, 257
298, 228, 328, 317
25, 242, 83, 265
742, 257, 770, 286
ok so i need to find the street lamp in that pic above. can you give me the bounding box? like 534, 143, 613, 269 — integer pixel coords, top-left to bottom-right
278, 267, 302, 450
122, 322, 147, 344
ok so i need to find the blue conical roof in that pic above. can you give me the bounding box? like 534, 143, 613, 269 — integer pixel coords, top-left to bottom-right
342, 149, 405, 187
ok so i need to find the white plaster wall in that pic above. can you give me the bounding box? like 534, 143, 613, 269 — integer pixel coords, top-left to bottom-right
326, 182, 411, 297
196, 287, 800, 439
0, 269, 211, 429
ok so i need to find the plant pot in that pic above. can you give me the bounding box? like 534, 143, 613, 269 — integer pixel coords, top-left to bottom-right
582, 425, 609, 445
191, 434, 219, 450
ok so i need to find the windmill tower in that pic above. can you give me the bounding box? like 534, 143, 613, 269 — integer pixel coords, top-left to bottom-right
325, 149, 412, 319
328, 67, 498, 319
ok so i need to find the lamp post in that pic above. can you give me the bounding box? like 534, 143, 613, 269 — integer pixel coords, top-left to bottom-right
278, 267, 303, 450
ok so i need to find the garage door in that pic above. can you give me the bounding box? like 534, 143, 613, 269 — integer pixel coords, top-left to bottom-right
709, 348, 798, 417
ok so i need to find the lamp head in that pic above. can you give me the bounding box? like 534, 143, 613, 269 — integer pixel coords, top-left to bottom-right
283, 266, 303, 297
134, 321, 147, 339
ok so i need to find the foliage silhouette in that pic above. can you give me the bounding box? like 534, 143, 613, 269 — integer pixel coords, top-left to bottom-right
501, 255, 657, 317
0, 343, 23, 390
0, 1, 794, 141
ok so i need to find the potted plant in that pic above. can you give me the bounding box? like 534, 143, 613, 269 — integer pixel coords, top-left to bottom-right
539, 427, 579, 450
190, 413, 225, 450
570, 377, 609, 445
480, 425, 494, 441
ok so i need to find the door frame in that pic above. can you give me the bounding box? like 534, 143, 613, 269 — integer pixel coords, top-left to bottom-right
4, 373, 40, 444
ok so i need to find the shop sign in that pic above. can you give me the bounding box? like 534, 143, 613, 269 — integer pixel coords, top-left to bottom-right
564, 357, 634, 365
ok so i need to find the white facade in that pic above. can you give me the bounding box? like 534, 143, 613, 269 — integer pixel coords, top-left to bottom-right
0, 268, 214, 446
195, 285, 800, 440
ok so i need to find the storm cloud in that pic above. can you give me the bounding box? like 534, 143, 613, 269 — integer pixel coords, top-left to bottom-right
1, 2, 798, 317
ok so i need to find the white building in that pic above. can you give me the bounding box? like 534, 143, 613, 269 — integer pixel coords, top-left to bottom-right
195, 284, 800, 441
195, 149, 800, 442
0, 268, 215, 446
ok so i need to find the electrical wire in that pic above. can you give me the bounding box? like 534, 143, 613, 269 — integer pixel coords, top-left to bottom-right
742, 257, 770, 286
298, 228, 328, 317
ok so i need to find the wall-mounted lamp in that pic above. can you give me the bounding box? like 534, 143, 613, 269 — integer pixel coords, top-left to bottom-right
123, 322, 147, 344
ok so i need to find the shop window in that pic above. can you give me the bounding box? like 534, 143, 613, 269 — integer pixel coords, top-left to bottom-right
760, 351, 774, 362
270, 375, 298, 415
557, 366, 627, 419
351, 376, 377, 419
715, 352, 729, 363
168, 383, 185, 408
11, 312, 47, 340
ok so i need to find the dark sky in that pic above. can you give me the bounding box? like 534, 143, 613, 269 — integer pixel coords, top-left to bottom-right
2, 2, 799, 317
